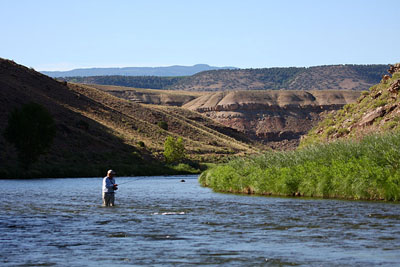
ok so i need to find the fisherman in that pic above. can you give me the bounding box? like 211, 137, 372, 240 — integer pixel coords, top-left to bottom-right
102, 169, 118, 206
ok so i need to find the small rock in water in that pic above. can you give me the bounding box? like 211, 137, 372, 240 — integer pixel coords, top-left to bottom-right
180, 179, 185, 182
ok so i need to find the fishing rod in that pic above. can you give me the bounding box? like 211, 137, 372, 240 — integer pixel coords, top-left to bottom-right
117, 176, 149, 185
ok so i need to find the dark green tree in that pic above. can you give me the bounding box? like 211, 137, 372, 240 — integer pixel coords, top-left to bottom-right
157, 121, 168, 130
3, 103, 56, 168
163, 136, 185, 164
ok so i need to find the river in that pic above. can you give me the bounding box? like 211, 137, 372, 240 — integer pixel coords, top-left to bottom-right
1, 175, 399, 266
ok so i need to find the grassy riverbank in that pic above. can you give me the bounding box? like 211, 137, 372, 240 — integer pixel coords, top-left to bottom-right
199, 132, 400, 201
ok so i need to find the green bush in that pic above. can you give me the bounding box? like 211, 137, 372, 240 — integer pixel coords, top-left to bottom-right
163, 136, 185, 163
361, 91, 370, 96
157, 121, 168, 130
324, 126, 336, 138
3, 103, 56, 169
169, 163, 200, 174
337, 128, 350, 136
373, 99, 388, 108
137, 141, 146, 148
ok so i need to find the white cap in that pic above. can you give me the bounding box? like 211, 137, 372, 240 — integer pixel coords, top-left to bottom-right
107, 169, 116, 175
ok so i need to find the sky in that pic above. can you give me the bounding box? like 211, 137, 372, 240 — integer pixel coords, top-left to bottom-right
1, 0, 399, 71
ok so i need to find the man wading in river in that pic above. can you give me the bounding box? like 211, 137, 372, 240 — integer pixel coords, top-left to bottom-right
102, 170, 118, 206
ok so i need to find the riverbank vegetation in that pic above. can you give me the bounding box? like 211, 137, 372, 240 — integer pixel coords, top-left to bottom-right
0, 159, 202, 179
199, 131, 400, 201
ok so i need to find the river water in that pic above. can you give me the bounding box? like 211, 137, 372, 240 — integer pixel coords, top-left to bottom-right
1, 175, 400, 266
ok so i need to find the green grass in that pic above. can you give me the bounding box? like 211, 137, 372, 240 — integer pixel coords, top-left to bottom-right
167, 163, 201, 174
199, 131, 400, 201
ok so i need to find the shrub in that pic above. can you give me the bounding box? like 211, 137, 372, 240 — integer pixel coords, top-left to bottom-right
169, 163, 199, 174
163, 136, 185, 163
157, 121, 168, 130
76, 119, 89, 130
373, 99, 387, 108
343, 103, 354, 113
337, 128, 350, 136
361, 91, 370, 96
324, 126, 336, 138
383, 121, 398, 131
3, 103, 56, 169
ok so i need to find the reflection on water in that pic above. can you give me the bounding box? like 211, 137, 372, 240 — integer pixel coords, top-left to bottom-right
1, 175, 400, 266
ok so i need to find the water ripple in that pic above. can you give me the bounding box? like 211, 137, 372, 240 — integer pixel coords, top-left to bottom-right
1, 176, 400, 266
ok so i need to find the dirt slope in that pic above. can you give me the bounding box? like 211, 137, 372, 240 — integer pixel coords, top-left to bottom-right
0, 58, 255, 177
88, 84, 203, 106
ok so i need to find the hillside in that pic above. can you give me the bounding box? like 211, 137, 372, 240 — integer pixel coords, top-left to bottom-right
301, 64, 400, 146
171, 64, 387, 91
60, 75, 184, 90
87, 84, 203, 106
183, 90, 361, 150
0, 58, 255, 178
79, 83, 360, 150
58, 64, 388, 92
42, 64, 237, 77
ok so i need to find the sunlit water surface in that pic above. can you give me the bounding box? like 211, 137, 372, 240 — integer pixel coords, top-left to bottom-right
1, 175, 400, 266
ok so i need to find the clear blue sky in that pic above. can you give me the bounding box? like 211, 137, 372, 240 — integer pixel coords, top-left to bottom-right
1, 0, 399, 71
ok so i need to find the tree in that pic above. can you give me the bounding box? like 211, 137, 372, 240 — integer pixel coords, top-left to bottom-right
157, 121, 168, 130
3, 103, 56, 169
163, 136, 185, 164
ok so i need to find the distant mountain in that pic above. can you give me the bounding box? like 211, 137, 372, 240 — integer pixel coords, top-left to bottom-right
41, 64, 238, 77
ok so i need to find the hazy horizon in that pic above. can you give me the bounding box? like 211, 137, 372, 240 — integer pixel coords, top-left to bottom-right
39, 62, 391, 73
39, 63, 237, 72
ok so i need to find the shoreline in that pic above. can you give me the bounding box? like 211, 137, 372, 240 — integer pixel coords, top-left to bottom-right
0, 162, 203, 179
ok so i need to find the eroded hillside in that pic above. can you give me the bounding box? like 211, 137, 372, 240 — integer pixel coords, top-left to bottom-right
183, 90, 361, 149
88, 84, 203, 106
301, 64, 400, 146
0, 58, 255, 177
88, 83, 361, 150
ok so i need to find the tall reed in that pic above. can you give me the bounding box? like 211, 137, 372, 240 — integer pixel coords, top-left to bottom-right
199, 132, 400, 201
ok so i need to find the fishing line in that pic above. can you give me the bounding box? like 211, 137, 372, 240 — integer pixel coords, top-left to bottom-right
117, 177, 148, 185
